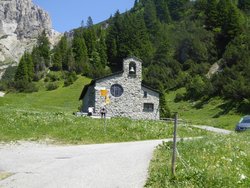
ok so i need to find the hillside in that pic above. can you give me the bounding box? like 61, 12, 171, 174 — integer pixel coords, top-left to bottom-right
0, 75, 241, 130
166, 88, 241, 130
1, 0, 250, 126
0, 76, 90, 113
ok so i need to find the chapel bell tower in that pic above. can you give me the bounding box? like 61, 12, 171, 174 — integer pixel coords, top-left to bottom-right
123, 57, 142, 80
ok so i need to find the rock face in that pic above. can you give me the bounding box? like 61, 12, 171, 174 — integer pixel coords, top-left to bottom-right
0, 0, 61, 64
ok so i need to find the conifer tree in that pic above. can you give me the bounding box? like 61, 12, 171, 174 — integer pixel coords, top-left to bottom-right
98, 33, 108, 66
58, 36, 68, 70
159, 86, 171, 118
144, 0, 158, 32
15, 52, 33, 82
155, 0, 171, 23
205, 0, 219, 30
72, 33, 89, 73
15, 58, 28, 82
66, 48, 75, 72
37, 30, 51, 67
86, 16, 94, 28
167, 0, 188, 21
222, 4, 243, 41
217, 0, 230, 28
106, 11, 122, 68
25, 52, 34, 81
238, 0, 250, 13
107, 39, 118, 65
83, 28, 97, 58
52, 49, 62, 71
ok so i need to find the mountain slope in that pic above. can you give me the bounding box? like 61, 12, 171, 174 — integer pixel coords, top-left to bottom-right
0, 0, 61, 64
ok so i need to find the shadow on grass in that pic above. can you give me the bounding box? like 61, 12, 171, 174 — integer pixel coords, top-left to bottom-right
213, 99, 250, 118
193, 97, 211, 109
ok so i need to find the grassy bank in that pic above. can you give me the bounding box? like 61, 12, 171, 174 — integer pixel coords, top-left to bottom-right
0, 109, 210, 144
0, 76, 90, 113
145, 132, 250, 187
166, 89, 242, 130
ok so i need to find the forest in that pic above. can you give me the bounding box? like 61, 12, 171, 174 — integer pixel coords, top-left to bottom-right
3, 0, 250, 108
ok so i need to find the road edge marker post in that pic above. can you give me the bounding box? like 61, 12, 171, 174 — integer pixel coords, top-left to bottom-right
171, 112, 178, 177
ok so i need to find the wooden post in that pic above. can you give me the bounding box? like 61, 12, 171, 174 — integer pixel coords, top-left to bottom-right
171, 112, 178, 177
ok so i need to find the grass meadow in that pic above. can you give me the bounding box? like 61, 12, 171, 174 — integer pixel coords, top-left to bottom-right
0, 76, 210, 144
145, 132, 250, 188
1, 76, 249, 187
166, 88, 242, 130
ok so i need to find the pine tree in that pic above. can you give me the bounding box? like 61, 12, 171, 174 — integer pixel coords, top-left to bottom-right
205, 0, 219, 30
217, 0, 230, 28
72, 34, 89, 73
106, 11, 123, 68
66, 48, 75, 72
167, 0, 188, 21
159, 86, 171, 118
58, 36, 68, 70
52, 49, 62, 71
107, 39, 118, 65
238, 0, 250, 13
144, 0, 158, 32
37, 30, 51, 67
86, 16, 94, 28
90, 50, 103, 78
15, 54, 29, 81
83, 28, 97, 58
81, 20, 84, 28
222, 4, 243, 41
24, 52, 34, 81
155, 0, 171, 23
98, 33, 108, 66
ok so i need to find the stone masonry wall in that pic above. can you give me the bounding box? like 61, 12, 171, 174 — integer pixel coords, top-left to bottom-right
93, 57, 159, 120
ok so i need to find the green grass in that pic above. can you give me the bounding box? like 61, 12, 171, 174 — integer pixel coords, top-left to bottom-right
166, 88, 242, 130
145, 132, 250, 188
0, 76, 90, 113
0, 110, 210, 144
0, 76, 210, 144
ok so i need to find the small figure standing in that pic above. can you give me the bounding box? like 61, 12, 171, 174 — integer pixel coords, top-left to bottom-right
100, 107, 107, 118
88, 107, 94, 116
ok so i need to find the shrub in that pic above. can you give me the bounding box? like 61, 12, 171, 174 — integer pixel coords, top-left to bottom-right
46, 72, 61, 82
44, 77, 49, 82
46, 82, 59, 91
174, 93, 185, 102
64, 71, 77, 87
0, 81, 7, 91
1, 66, 17, 81
12, 80, 38, 93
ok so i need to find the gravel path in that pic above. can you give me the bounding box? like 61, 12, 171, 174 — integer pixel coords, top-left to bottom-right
0, 126, 225, 188
192, 125, 232, 134
0, 139, 169, 188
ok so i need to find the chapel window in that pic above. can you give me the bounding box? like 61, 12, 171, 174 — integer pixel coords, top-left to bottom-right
143, 103, 154, 112
110, 84, 124, 97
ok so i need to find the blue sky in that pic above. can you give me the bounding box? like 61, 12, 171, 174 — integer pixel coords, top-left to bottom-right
33, 0, 135, 33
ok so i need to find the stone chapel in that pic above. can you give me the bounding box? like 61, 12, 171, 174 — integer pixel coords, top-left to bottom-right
79, 57, 160, 120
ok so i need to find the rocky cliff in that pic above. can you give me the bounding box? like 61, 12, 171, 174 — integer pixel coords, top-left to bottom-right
0, 0, 61, 65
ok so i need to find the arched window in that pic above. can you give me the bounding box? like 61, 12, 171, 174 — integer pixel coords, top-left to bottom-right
110, 84, 124, 97
129, 61, 136, 75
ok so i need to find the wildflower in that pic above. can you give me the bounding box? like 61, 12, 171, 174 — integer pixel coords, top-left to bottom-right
240, 174, 247, 180
240, 151, 247, 157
